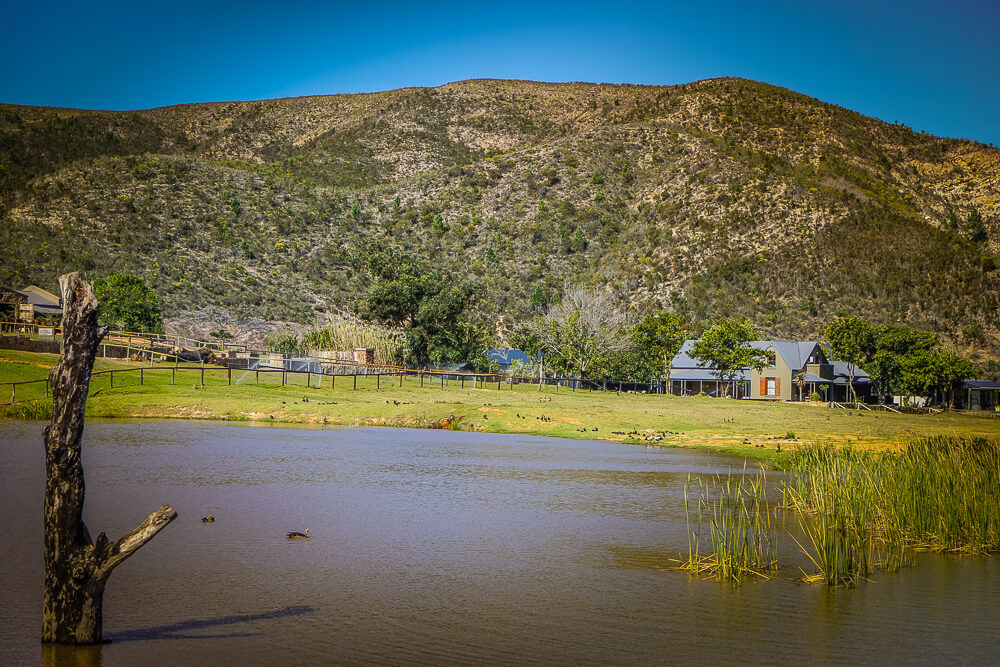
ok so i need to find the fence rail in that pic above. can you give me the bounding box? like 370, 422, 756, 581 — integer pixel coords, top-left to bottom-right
0, 362, 609, 406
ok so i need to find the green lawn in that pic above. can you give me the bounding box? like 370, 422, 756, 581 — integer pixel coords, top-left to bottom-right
3, 350, 999, 463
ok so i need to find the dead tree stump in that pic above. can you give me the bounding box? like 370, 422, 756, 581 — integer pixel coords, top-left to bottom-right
42, 272, 177, 644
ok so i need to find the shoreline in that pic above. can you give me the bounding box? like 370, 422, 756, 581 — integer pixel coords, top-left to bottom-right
4, 350, 999, 469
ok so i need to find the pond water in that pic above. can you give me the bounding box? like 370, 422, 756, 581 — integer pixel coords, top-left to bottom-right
1, 421, 998, 665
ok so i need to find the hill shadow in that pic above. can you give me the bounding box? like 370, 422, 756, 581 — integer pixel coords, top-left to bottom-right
104, 605, 314, 642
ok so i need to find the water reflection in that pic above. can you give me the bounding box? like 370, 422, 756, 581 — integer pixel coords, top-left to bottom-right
42, 644, 103, 667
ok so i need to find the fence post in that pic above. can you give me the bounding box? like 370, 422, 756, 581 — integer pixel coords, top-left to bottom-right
307, 372, 311, 388
171, 367, 175, 385
110, 372, 114, 389
461, 377, 464, 390
256, 370, 259, 386
354, 374, 357, 390
45, 378, 49, 398
399, 373, 402, 387
140, 369, 144, 386
377, 374, 380, 390
331, 374, 335, 389
10, 384, 14, 404
420, 373, 423, 388
229, 368, 232, 386
282, 371, 286, 386
200, 365, 204, 387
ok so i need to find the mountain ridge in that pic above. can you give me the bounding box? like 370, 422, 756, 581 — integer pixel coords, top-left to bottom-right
1, 77, 997, 373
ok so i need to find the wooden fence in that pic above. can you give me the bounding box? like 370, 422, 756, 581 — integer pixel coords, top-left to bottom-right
0, 362, 609, 406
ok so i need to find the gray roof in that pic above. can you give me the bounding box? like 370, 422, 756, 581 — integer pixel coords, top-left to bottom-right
486, 349, 533, 365
671, 338, 867, 386
671, 340, 702, 369
672, 339, 820, 372
765, 340, 821, 371
963, 380, 1000, 390
670, 368, 750, 382
831, 360, 870, 380
17, 285, 61, 307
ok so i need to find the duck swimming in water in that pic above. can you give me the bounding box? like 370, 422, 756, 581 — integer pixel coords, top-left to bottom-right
201, 515, 215, 523
287, 529, 310, 539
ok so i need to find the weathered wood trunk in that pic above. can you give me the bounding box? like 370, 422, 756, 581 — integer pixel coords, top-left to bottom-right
42, 272, 177, 645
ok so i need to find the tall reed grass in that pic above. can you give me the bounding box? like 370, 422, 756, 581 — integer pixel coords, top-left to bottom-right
303, 319, 405, 365
684, 469, 777, 584
786, 437, 999, 586
0, 399, 52, 420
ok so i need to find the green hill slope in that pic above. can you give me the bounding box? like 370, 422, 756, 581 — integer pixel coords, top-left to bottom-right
1, 77, 997, 370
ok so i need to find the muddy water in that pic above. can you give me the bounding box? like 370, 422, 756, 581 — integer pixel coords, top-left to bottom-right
1, 421, 997, 665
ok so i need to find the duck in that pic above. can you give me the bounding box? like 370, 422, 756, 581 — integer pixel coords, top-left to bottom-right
201, 515, 215, 523
287, 529, 310, 539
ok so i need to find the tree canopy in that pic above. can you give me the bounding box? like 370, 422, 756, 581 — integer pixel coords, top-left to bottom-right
523, 289, 630, 378
824, 316, 874, 401
355, 247, 487, 367
633, 311, 687, 380
92, 273, 164, 333
690, 317, 767, 396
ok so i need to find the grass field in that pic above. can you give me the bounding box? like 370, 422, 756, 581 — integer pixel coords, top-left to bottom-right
3, 349, 999, 465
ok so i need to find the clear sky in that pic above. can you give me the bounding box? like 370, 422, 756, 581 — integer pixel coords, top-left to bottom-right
2, 0, 997, 146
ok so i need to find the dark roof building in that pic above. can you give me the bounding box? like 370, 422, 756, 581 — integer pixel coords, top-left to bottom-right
669, 339, 870, 401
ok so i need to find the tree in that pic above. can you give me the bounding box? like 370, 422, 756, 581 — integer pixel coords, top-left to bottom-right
267, 333, 305, 356
43, 273, 176, 644
357, 256, 486, 367
795, 372, 807, 401
92, 273, 164, 334
898, 349, 976, 407
824, 316, 875, 402
865, 324, 938, 399
689, 317, 767, 397
527, 289, 630, 378
634, 311, 687, 383
966, 208, 988, 244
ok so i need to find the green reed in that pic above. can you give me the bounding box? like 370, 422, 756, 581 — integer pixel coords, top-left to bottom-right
684, 468, 777, 584
0, 399, 53, 420
304, 319, 405, 366
786, 437, 999, 586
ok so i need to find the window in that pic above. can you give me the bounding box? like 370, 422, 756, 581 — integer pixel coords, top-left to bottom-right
766, 378, 776, 396
766, 351, 776, 367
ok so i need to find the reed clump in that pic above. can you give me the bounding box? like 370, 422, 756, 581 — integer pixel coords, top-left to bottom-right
303, 319, 405, 365
786, 436, 1000, 586
0, 399, 53, 420
684, 469, 778, 584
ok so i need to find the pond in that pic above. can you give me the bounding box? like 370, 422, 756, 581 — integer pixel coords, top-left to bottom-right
1, 421, 998, 665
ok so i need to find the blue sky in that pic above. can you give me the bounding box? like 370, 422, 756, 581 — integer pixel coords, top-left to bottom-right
2, 0, 997, 145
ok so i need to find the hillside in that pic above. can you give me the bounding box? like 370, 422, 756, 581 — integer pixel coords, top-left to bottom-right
1, 77, 998, 371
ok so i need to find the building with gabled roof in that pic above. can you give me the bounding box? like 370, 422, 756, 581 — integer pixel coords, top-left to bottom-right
669, 339, 870, 402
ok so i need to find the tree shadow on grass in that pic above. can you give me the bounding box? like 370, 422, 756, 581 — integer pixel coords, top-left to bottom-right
104, 604, 314, 642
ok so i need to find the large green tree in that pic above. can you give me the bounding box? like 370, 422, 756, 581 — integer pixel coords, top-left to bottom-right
690, 317, 767, 397
356, 252, 487, 367
824, 316, 875, 402
898, 349, 976, 407
92, 273, 164, 333
865, 324, 938, 398
634, 311, 687, 381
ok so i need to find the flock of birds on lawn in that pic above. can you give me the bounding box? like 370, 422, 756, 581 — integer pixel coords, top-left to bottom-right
201, 514, 309, 539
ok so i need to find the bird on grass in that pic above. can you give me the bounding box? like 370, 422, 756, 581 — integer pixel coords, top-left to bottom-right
287, 529, 311, 539
201, 515, 215, 523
